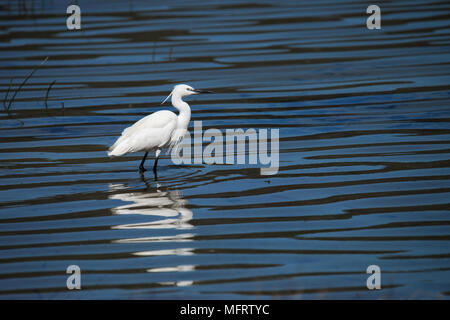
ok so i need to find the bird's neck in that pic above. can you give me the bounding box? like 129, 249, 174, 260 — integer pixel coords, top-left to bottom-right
172, 95, 191, 128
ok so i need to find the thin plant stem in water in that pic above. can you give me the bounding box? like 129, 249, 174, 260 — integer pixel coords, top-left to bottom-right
44, 80, 56, 109
2, 78, 13, 111
6, 56, 48, 111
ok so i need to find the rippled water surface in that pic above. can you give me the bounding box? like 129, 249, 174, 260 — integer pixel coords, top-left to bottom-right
0, 0, 449, 299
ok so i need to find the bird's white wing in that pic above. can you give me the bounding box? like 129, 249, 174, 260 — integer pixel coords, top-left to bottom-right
167, 127, 188, 154
109, 110, 178, 156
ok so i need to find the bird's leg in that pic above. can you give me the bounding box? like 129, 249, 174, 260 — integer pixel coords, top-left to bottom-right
139, 170, 151, 190
153, 149, 161, 177
139, 152, 148, 172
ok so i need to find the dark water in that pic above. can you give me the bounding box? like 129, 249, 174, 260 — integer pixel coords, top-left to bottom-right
0, 0, 449, 299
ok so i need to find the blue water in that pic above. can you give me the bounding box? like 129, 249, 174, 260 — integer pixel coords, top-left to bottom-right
0, 0, 449, 299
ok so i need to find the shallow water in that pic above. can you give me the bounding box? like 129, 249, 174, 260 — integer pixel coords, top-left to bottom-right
0, 0, 449, 299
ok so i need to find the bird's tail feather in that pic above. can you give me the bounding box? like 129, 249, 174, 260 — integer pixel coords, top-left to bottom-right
108, 138, 130, 157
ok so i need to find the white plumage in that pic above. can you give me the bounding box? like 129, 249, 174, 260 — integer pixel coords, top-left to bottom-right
108, 84, 212, 176
108, 110, 178, 156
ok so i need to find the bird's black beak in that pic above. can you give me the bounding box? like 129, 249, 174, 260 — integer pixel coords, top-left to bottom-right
193, 89, 214, 94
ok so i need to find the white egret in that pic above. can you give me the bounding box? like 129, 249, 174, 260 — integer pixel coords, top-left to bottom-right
108, 84, 213, 176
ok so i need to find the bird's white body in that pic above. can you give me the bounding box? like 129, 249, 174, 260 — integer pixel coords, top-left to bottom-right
108, 84, 209, 174
108, 110, 181, 156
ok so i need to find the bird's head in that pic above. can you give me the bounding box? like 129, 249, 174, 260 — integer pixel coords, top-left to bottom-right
162, 84, 213, 104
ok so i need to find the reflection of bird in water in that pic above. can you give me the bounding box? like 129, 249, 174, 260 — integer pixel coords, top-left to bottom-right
108, 177, 194, 232
109, 177, 196, 285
